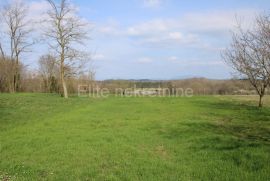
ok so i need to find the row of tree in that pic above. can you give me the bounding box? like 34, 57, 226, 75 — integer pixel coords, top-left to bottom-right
0, 0, 91, 98
0, 0, 270, 107
98, 78, 265, 95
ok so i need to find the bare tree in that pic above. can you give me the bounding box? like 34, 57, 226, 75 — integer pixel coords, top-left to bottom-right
44, 0, 90, 98
223, 13, 270, 107
0, 0, 33, 92
38, 54, 59, 93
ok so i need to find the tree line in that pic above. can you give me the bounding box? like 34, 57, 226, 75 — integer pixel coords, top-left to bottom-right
0, 0, 270, 107
0, 0, 92, 98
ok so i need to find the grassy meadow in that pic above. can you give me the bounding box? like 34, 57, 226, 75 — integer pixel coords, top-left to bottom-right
0, 94, 270, 180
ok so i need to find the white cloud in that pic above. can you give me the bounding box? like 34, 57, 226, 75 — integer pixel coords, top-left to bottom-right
168, 56, 178, 62
93, 9, 258, 52
96, 19, 123, 36
28, 1, 51, 22
130, 31, 199, 47
168, 32, 182, 40
98, 26, 118, 35
29, 1, 50, 13
126, 19, 199, 46
93, 53, 106, 61
127, 19, 169, 36
126, 9, 257, 48
136, 57, 153, 64
143, 0, 164, 8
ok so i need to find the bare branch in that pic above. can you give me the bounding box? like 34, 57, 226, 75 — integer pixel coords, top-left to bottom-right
222, 12, 270, 107
44, 0, 91, 98
0, 0, 34, 92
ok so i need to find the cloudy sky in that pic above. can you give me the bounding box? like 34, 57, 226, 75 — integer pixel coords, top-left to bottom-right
1, 0, 269, 80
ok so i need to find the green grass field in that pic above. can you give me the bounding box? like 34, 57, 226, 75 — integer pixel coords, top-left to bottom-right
0, 94, 270, 180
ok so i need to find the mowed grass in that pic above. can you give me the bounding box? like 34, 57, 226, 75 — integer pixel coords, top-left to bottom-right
0, 94, 270, 181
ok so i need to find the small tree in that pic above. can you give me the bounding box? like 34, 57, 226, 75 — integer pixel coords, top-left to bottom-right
223, 14, 270, 107
44, 0, 90, 98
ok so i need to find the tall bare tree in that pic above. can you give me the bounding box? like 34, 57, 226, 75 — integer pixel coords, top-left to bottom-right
44, 0, 90, 98
0, 0, 33, 92
223, 13, 270, 107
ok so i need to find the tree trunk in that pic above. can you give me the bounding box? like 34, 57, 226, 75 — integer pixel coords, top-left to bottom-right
62, 78, 68, 98
259, 94, 263, 107
60, 62, 68, 98
13, 57, 19, 92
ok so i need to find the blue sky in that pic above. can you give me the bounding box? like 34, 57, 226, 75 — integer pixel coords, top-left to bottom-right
1, 0, 269, 80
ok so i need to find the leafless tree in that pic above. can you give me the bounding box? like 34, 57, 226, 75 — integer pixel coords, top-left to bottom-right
0, 0, 33, 92
44, 0, 90, 98
223, 13, 270, 107
38, 54, 59, 93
